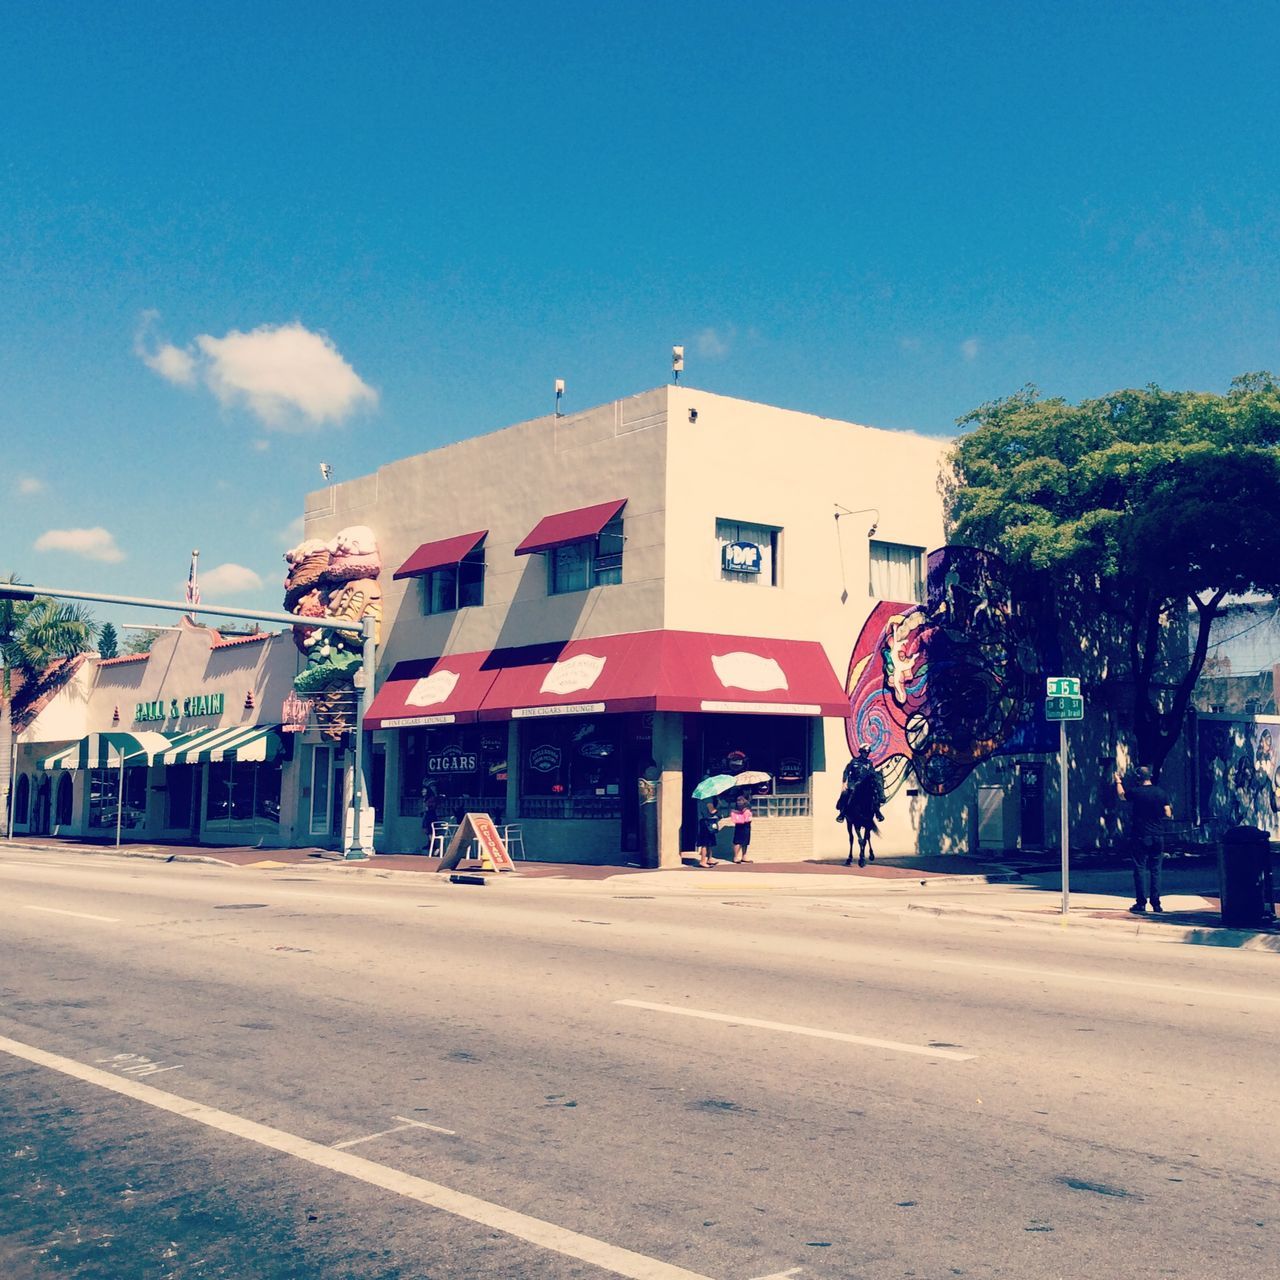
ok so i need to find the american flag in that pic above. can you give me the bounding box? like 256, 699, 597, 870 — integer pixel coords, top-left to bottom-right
186, 551, 200, 611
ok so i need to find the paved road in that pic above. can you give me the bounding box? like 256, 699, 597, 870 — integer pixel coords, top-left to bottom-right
1, 849, 1276, 1279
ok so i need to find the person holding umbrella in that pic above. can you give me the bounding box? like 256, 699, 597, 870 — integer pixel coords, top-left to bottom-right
692, 773, 734, 867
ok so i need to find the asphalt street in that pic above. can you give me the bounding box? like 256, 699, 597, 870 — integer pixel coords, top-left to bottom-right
1, 848, 1277, 1279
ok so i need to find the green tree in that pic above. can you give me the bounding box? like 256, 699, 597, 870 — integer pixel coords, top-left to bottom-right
0, 578, 96, 835
945, 376, 1280, 776
124, 627, 162, 655
98, 621, 119, 659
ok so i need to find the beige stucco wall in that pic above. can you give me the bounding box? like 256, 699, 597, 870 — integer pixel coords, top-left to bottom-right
306, 385, 960, 862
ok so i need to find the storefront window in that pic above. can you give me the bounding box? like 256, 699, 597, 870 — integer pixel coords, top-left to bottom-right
399, 725, 506, 821
14, 774, 29, 825
166, 766, 198, 829
520, 717, 621, 819
696, 715, 811, 817
88, 767, 147, 829
310, 746, 335, 836
206, 760, 282, 827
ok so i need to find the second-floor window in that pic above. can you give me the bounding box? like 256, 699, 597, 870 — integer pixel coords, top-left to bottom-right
548, 514, 624, 594
869, 540, 924, 601
422, 545, 485, 615
717, 518, 780, 586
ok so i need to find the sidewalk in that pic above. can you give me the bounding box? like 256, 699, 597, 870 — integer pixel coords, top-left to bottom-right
5, 835, 1278, 951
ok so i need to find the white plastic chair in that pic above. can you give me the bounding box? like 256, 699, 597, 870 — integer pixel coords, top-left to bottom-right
428, 821, 454, 858
499, 824, 526, 860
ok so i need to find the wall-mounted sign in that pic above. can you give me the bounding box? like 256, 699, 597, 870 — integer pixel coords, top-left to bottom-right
778, 756, 803, 783
722, 541, 762, 574
135, 693, 225, 723
427, 751, 478, 774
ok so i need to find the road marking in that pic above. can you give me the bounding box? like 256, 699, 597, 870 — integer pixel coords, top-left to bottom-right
0, 1034, 715, 1280
616, 1000, 976, 1061
23, 905, 119, 923
927, 956, 1280, 1005
748, 1269, 804, 1280
333, 1115, 456, 1149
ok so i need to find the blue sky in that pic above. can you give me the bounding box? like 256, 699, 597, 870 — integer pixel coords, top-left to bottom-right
3, 1, 1278, 631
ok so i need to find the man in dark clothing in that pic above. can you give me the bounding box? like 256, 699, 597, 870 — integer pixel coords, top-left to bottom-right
840, 745, 886, 822
1117, 766, 1173, 914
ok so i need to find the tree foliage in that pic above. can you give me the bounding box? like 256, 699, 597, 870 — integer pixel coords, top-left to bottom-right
0, 576, 96, 835
98, 621, 119, 660
945, 377, 1280, 774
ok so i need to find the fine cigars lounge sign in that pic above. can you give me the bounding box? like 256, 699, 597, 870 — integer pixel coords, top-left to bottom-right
135, 693, 225, 723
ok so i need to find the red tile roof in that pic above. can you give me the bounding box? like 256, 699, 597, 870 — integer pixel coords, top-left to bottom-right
211, 631, 277, 649
97, 652, 150, 666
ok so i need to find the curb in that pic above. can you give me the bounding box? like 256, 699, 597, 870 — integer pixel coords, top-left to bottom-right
905, 901, 1280, 952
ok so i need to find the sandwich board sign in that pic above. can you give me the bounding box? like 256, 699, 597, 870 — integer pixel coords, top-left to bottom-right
438, 813, 515, 873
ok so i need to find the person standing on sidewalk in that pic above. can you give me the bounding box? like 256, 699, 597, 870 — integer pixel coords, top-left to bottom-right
1116, 766, 1173, 914
730, 791, 753, 863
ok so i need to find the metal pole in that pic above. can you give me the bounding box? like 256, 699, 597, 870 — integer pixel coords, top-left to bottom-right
0, 584, 355, 634
344, 615, 376, 860
115, 751, 124, 849
1059, 719, 1069, 914
7, 738, 17, 841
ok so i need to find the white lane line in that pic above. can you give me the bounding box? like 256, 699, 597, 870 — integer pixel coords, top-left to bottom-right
333, 1115, 456, 1149
927, 956, 1280, 1005
616, 1000, 976, 1061
23, 905, 119, 923
0, 1034, 714, 1280
749, 1269, 804, 1280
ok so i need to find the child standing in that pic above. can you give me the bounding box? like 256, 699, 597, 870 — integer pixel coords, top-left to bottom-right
730, 791, 753, 863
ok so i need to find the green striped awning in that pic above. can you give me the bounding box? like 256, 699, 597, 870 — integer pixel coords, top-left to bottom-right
156, 724, 282, 765
37, 731, 174, 772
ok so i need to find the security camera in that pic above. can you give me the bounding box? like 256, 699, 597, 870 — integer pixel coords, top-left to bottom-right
688, 408, 698, 424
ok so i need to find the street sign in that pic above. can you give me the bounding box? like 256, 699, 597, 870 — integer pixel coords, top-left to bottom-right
1046, 676, 1080, 698
1045, 695, 1084, 721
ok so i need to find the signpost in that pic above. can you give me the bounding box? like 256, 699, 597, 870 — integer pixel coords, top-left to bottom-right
1044, 677, 1084, 914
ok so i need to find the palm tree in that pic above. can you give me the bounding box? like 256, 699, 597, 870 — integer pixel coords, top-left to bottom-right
1, 578, 96, 836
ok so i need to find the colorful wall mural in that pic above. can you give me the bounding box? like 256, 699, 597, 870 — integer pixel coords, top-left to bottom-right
1197, 717, 1280, 837
282, 526, 383, 740
845, 546, 1054, 797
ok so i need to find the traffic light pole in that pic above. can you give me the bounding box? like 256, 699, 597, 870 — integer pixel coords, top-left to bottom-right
0, 582, 376, 859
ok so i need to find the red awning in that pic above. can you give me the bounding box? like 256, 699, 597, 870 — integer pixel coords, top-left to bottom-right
476, 630, 850, 720
364, 652, 499, 728
514, 499, 627, 556
392, 531, 487, 580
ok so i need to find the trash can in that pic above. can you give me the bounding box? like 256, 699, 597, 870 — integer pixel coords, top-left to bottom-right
1217, 826, 1276, 929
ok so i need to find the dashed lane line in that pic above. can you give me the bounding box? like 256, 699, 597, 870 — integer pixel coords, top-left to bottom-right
616, 999, 976, 1061
0, 1034, 716, 1280
22, 905, 119, 923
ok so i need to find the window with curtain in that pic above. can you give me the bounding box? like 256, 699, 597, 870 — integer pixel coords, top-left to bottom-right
716, 518, 780, 586
869, 540, 925, 601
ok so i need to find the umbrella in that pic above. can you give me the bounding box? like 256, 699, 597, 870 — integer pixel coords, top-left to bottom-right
733, 770, 771, 787
692, 774, 736, 800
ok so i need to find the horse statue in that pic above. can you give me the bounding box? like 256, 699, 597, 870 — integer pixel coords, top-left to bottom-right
839, 767, 881, 868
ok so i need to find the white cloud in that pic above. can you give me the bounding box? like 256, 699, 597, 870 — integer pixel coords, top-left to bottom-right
250, 438, 271, 452
34, 527, 125, 563
134, 311, 197, 385
960, 337, 981, 362
16, 476, 45, 496
136, 315, 377, 430
197, 563, 264, 596
696, 326, 732, 359
898, 337, 922, 353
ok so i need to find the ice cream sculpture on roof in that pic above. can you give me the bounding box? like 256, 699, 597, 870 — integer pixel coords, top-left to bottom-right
283, 526, 383, 741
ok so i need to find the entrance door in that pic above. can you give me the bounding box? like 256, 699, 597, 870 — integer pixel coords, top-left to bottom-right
1018, 762, 1045, 849
310, 746, 344, 843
